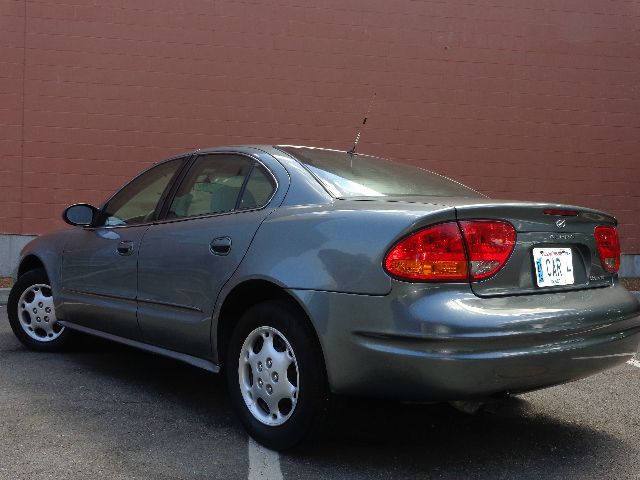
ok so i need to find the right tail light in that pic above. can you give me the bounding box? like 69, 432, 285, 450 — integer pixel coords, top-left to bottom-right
594, 226, 620, 273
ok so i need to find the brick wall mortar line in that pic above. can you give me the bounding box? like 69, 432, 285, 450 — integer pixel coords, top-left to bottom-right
18, 43, 640, 74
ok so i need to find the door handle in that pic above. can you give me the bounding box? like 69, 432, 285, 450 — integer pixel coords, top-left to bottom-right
117, 240, 135, 256
210, 236, 232, 256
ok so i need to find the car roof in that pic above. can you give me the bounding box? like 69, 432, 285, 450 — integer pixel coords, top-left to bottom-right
167, 145, 350, 159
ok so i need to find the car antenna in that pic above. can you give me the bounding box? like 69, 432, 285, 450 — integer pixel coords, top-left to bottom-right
347, 92, 376, 158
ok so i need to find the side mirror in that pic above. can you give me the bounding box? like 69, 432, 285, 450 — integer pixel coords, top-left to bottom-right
62, 203, 98, 227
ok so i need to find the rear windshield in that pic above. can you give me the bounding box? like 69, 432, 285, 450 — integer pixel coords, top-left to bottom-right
277, 146, 482, 199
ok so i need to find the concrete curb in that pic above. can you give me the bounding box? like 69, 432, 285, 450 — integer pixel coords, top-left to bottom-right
0, 288, 8, 306
0, 288, 639, 306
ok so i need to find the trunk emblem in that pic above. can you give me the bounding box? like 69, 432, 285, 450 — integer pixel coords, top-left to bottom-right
556, 219, 566, 228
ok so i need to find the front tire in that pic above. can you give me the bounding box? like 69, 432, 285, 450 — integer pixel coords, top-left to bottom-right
225, 300, 329, 451
7, 268, 72, 351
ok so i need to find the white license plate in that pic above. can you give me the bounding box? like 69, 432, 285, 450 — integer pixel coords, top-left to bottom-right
533, 247, 574, 287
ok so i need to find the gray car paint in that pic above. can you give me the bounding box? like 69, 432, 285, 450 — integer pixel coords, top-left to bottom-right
60, 225, 148, 340
289, 282, 640, 399
12, 144, 640, 401
232, 201, 457, 295
135, 150, 289, 358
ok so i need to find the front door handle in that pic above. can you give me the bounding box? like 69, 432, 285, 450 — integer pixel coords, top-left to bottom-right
117, 240, 135, 256
210, 236, 232, 256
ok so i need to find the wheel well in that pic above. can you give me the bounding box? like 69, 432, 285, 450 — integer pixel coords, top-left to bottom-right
216, 280, 321, 368
18, 255, 46, 279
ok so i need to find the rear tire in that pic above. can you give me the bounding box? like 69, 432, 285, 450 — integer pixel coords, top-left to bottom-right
7, 268, 72, 351
225, 299, 329, 451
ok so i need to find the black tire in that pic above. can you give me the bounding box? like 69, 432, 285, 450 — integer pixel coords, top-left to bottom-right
7, 268, 72, 352
225, 299, 329, 451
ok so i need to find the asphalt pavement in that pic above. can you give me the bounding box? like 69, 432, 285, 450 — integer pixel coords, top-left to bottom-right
1, 305, 639, 480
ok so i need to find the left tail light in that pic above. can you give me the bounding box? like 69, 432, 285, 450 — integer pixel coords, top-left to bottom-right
384, 220, 516, 282
594, 226, 620, 273
383, 222, 468, 281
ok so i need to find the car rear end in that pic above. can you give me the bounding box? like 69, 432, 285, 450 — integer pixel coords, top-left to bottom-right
275, 146, 640, 400
320, 201, 640, 400
451, 201, 621, 297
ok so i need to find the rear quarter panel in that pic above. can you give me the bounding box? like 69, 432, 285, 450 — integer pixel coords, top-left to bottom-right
232, 201, 457, 295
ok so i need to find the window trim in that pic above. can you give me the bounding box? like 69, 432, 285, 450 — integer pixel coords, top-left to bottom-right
155, 151, 279, 224
234, 162, 255, 210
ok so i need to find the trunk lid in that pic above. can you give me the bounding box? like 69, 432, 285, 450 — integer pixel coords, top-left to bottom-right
454, 201, 617, 297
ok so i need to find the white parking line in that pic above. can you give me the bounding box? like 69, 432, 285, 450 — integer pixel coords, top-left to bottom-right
248, 437, 283, 480
627, 358, 640, 369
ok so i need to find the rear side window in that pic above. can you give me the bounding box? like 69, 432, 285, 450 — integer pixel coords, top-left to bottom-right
169, 154, 253, 219
239, 165, 276, 210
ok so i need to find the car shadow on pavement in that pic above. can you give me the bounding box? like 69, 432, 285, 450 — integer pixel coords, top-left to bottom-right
72, 336, 624, 479
68, 333, 234, 419
281, 396, 623, 479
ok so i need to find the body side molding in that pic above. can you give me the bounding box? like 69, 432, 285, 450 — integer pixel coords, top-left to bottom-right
59, 321, 220, 373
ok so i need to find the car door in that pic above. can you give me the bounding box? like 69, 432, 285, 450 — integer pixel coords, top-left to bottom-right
59, 157, 185, 339
136, 152, 279, 358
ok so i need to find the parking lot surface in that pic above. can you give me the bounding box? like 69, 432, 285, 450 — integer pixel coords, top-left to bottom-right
1, 305, 639, 480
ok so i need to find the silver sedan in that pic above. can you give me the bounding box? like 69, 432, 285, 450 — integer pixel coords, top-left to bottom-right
8, 145, 640, 450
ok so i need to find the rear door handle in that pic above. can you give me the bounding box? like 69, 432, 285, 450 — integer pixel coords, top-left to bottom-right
210, 236, 232, 256
117, 240, 135, 256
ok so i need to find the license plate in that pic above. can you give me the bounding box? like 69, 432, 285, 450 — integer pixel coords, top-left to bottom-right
533, 247, 574, 287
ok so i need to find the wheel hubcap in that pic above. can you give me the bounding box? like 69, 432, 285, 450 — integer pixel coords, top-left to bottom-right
238, 326, 299, 426
17, 284, 64, 342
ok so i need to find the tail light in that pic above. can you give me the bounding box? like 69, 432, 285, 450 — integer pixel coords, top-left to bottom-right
383, 222, 468, 281
459, 220, 517, 280
594, 226, 620, 273
384, 220, 516, 282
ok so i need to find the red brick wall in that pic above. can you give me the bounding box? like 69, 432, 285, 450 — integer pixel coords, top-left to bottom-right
0, 0, 24, 234
1, 0, 639, 251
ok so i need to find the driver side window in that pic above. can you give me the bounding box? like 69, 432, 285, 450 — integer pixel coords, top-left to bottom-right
99, 159, 182, 227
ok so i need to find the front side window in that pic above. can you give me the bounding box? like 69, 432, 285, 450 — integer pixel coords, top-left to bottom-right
168, 154, 254, 219
100, 159, 182, 227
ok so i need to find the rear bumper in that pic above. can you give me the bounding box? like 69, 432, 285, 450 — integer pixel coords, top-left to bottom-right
292, 283, 640, 401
